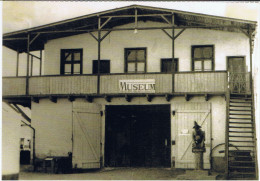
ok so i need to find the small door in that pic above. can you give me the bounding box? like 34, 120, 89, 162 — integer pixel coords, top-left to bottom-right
72, 101, 102, 169
175, 102, 211, 169
227, 57, 247, 93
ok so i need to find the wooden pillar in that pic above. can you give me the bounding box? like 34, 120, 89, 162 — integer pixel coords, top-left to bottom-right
171, 14, 175, 93
31, 56, 33, 76
249, 27, 253, 90
16, 51, 19, 77
97, 17, 101, 94
26, 33, 30, 95
40, 50, 42, 76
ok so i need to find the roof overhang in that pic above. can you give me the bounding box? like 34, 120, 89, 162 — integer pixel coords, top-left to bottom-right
3, 4, 257, 53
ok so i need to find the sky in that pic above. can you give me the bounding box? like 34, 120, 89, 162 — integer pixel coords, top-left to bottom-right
1, 1, 260, 158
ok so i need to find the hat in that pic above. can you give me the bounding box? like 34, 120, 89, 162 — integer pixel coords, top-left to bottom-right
193, 121, 201, 129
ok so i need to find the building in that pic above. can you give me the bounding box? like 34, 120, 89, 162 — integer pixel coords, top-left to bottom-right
2, 5, 258, 179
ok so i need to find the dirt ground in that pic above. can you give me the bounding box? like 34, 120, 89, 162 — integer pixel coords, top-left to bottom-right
19, 167, 186, 180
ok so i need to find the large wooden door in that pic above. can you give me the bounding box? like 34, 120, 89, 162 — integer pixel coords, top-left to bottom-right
227, 57, 248, 93
175, 102, 211, 169
72, 101, 102, 169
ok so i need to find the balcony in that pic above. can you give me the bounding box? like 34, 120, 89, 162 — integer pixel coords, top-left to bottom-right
2, 71, 227, 99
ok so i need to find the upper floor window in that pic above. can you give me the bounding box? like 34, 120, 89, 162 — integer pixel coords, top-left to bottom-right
192, 45, 214, 71
92, 60, 110, 74
125, 48, 146, 73
161, 58, 179, 73
60, 49, 83, 75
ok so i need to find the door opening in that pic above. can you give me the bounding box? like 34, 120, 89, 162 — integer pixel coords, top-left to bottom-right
105, 105, 171, 167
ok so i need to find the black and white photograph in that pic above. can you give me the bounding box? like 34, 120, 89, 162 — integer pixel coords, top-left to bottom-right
2, 1, 260, 180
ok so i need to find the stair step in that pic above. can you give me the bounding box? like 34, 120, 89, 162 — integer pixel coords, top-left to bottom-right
229, 161, 255, 163
229, 140, 254, 142
230, 100, 252, 103
229, 109, 252, 111
229, 105, 252, 108
230, 97, 252, 100
229, 135, 254, 138
229, 122, 253, 124
229, 113, 252, 115
229, 130, 254, 133
229, 117, 252, 120
229, 165, 255, 169
229, 145, 255, 147
229, 126, 253, 128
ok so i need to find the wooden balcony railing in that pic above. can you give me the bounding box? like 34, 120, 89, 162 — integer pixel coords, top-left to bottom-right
2, 71, 228, 97
175, 71, 227, 93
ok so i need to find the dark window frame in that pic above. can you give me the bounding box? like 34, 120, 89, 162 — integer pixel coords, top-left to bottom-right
161, 58, 179, 73
60, 49, 83, 75
191, 45, 215, 71
124, 47, 147, 73
92, 60, 111, 74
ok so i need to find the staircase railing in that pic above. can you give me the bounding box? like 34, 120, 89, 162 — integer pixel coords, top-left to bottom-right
229, 72, 250, 94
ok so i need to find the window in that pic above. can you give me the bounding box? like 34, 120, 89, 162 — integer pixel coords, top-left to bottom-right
192, 45, 214, 71
60, 49, 83, 75
161, 58, 179, 73
125, 48, 146, 73
93, 60, 110, 74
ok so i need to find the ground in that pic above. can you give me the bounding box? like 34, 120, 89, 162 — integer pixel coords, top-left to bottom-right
19, 166, 220, 180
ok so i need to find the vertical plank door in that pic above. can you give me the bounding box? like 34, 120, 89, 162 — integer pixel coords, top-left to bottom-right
175, 102, 211, 169
72, 101, 102, 169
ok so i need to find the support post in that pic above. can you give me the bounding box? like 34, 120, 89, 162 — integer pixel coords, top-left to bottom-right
171, 14, 175, 93
40, 50, 42, 76
249, 26, 253, 90
31, 56, 33, 76
16, 51, 19, 77
97, 17, 101, 94
26, 33, 30, 95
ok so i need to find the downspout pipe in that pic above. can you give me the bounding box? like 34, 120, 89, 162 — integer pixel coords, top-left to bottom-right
21, 120, 36, 171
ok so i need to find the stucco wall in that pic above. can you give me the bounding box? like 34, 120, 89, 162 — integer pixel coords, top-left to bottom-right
2, 103, 21, 176
31, 99, 73, 158
31, 95, 226, 166
44, 21, 250, 75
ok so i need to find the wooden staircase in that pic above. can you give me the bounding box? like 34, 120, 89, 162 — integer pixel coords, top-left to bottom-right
226, 93, 258, 180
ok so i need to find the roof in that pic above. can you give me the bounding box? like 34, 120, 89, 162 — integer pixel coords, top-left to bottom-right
3, 4, 257, 52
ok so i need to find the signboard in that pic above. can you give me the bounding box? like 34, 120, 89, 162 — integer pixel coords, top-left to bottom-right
119, 79, 155, 93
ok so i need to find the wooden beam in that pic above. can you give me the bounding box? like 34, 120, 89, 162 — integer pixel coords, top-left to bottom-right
85, 95, 93, 103
174, 28, 186, 40
68, 96, 75, 102
172, 14, 175, 93
100, 31, 112, 42
146, 94, 152, 102
29, 33, 41, 45
40, 50, 42, 76
30, 56, 33, 76
28, 53, 41, 60
16, 51, 19, 77
125, 94, 131, 102
13, 104, 31, 123
161, 15, 172, 25
205, 94, 209, 101
100, 17, 112, 29
101, 13, 172, 18
49, 96, 57, 103
89, 32, 98, 42
185, 94, 190, 101
135, 8, 138, 29
31, 97, 39, 103
105, 95, 111, 102
239, 27, 249, 38
3, 37, 28, 41
161, 29, 172, 39
165, 94, 172, 102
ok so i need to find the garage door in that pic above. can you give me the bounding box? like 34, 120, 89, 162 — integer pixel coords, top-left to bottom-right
175, 102, 211, 169
72, 101, 102, 169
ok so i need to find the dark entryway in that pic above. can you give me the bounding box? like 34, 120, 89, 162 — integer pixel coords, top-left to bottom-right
105, 105, 171, 167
